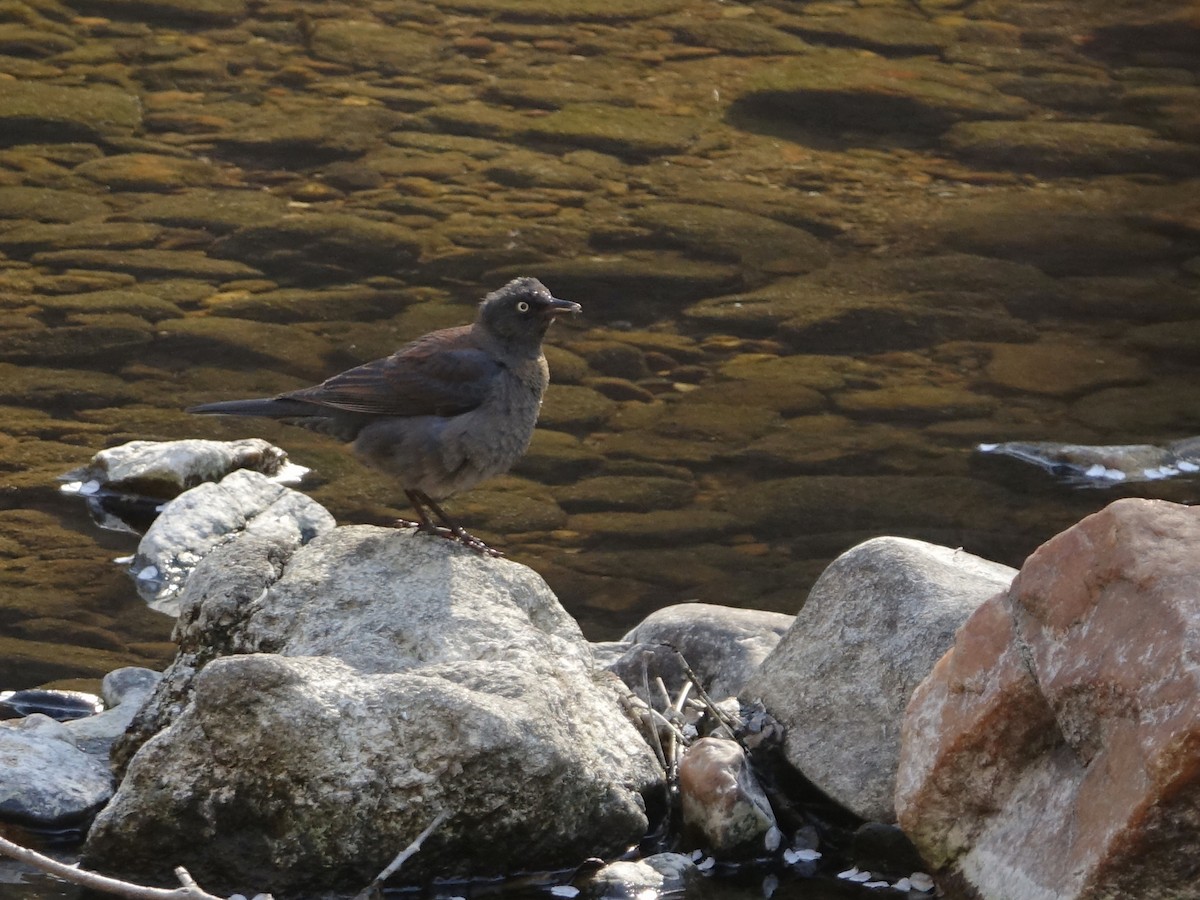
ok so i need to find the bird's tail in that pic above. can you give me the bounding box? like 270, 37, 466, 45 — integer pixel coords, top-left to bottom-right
187, 398, 317, 418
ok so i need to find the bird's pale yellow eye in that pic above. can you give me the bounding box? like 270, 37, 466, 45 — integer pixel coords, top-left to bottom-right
516, 301, 530, 312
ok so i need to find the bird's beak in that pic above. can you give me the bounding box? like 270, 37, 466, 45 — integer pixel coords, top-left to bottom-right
543, 297, 582, 318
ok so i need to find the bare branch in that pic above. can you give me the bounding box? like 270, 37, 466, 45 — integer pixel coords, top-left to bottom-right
665, 644, 742, 739
354, 811, 449, 900
0, 834, 247, 900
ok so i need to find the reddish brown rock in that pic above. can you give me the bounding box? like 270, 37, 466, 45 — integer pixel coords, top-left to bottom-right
678, 737, 776, 855
896, 498, 1200, 900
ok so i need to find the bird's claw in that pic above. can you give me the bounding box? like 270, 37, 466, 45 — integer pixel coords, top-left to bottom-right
396, 518, 504, 558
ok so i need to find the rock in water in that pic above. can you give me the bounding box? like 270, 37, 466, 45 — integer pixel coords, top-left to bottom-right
59, 438, 301, 498
678, 737, 777, 854
83, 527, 663, 895
742, 536, 1016, 822
130, 469, 334, 614
896, 498, 1200, 900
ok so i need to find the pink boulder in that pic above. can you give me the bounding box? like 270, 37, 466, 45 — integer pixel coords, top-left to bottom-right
896, 498, 1200, 900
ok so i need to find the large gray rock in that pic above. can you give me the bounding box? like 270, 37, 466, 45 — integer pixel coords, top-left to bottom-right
606, 602, 794, 703
87, 527, 662, 895
741, 537, 1016, 822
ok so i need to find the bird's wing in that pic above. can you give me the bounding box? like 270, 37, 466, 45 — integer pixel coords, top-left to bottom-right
284, 328, 502, 418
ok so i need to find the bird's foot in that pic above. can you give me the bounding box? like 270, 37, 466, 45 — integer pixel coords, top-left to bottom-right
403, 519, 504, 558
452, 529, 505, 558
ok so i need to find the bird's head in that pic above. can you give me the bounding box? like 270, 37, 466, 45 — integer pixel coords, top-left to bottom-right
478, 277, 581, 353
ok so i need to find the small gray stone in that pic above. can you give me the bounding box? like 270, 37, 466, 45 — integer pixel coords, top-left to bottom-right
66, 668, 163, 756
0, 714, 113, 827
585, 853, 697, 899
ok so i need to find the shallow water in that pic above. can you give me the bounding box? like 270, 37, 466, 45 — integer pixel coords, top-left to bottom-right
0, 0, 1198, 895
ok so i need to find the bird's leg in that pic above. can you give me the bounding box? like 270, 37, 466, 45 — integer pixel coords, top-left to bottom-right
415, 491, 504, 558
399, 490, 448, 535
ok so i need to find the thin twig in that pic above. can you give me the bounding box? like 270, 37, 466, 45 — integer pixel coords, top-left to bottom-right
664, 644, 743, 740
655, 676, 679, 782
355, 810, 449, 900
639, 652, 668, 772
647, 706, 689, 747
0, 834, 239, 900
652, 676, 672, 712
672, 681, 692, 715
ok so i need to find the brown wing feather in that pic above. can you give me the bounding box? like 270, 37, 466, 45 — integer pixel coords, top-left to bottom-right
284, 327, 502, 418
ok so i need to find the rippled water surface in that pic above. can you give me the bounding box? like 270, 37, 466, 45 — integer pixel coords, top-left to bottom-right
0, 0, 1198, 894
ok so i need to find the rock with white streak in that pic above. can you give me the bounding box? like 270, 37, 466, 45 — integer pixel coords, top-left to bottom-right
59, 438, 302, 498
130, 468, 335, 614
896, 498, 1200, 900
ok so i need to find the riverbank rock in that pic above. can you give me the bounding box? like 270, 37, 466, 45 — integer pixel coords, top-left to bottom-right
742, 537, 1017, 822
0, 714, 112, 829
605, 602, 794, 703
85, 526, 662, 896
896, 498, 1200, 900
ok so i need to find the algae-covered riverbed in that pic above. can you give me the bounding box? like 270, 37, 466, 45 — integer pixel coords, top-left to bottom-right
3, 0, 1198, 684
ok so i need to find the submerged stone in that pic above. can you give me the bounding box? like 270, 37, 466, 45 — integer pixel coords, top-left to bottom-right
73, 153, 227, 192
943, 120, 1200, 175
668, 19, 810, 55
309, 20, 439, 72
0, 222, 164, 256
125, 189, 289, 233
437, 0, 685, 21
630, 202, 829, 275
0, 81, 141, 143
70, 0, 246, 24
211, 213, 421, 280
30, 249, 262, 281
733, 49, 1030, 133
524, 104, 701, 158
0, 186, 111, 222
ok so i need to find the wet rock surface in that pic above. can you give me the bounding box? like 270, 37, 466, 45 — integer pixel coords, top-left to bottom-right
678, 737, 777, 855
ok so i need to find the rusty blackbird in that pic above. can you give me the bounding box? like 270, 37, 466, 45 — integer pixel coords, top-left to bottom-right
189, 277, 580, 555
